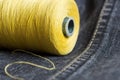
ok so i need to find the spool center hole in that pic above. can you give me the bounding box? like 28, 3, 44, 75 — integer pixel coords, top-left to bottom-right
68, 19, 74, 34
63, 17, 75, 37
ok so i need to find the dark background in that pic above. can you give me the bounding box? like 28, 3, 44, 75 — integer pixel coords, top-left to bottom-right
0, 0, 120, 80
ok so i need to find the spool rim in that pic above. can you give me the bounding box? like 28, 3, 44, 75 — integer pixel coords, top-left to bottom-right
62, 17, 74, 38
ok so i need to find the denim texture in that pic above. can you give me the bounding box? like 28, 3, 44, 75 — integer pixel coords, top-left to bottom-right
0, 0, 119, 80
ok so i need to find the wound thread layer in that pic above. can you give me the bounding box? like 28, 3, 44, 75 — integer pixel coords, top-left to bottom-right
0, 0, 80, 55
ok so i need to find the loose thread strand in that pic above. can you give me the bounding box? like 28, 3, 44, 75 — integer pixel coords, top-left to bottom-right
4, 49, 56, 80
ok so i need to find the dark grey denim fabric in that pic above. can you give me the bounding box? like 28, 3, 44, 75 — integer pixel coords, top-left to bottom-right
67, 0, 120, 80
0, 0, 120, 80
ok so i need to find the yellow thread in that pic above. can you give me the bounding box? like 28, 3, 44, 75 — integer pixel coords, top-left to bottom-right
4, 49, 56, 80
0, 0, 80, 55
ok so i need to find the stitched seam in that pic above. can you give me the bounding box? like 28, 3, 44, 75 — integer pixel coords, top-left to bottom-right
50, 0, 116, 80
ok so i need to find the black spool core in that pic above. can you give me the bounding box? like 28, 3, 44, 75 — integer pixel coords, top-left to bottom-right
68, 19, 74, 33
63, 17, 74, 38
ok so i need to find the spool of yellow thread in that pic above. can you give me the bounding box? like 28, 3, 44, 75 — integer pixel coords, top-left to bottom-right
0, 0, 80, 55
